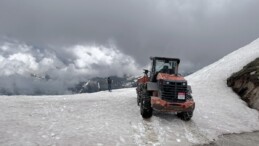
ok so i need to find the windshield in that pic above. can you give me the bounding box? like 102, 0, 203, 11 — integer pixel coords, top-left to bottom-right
155, 59, 177, 74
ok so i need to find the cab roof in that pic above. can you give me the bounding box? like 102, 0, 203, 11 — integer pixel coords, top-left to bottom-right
150, 57, 180, 64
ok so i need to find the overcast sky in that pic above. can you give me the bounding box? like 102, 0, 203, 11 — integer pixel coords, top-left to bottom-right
0, 0, 259, 94
1, 0, 259, 71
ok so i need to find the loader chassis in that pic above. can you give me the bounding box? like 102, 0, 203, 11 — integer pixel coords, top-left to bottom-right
136, 57, 195, 121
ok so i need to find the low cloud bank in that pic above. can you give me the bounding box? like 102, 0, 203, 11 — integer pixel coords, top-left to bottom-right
0, 38, 141, 95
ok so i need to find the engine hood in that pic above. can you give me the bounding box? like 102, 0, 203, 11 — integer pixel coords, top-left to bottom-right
157, 73, 186, 81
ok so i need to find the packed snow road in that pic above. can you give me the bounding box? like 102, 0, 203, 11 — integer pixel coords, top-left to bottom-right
1, 88, 259, 146
0, 88, 209, 146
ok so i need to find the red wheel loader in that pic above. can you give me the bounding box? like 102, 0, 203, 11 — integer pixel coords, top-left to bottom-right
136, 57, 195, 121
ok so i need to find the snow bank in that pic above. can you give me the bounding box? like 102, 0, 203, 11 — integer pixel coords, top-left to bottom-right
187, 38, 259, 141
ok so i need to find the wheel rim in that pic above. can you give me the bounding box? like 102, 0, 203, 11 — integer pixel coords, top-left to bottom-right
184, 111, 192, 119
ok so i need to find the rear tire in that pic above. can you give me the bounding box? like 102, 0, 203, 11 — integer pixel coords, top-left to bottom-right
177, 111, 193, 121
140, 98, 153, 119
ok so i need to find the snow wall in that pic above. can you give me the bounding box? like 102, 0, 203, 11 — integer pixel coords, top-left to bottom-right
186, 38, 259, 141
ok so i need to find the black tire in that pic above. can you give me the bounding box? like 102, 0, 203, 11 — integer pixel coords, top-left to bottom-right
140, 98, 153, 119
177, 111, 193, 121
137, 95, 140, 106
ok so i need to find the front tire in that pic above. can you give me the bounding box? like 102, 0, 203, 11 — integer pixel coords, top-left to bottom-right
177, 111, 193, 121
137, 95, 141, 106
140, 98, 153, 119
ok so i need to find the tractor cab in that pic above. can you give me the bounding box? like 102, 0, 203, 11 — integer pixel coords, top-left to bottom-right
150, 57, 180, 82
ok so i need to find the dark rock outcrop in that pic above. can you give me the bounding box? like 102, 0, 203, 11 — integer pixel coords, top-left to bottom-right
227, 58, 259, 110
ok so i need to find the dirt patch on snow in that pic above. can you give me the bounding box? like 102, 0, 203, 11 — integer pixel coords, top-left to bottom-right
197, 131, 259, 146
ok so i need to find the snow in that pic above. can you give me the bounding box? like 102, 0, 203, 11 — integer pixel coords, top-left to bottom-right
250, 71, 256, 75
186, 38, 259, 141
1, 38, 259, 145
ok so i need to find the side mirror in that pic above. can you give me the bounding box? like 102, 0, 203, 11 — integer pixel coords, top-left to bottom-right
143, 69, 149, 75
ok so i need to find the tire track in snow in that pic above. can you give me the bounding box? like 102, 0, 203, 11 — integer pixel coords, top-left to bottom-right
181, 120, 211, 144
131, 119, 160, 146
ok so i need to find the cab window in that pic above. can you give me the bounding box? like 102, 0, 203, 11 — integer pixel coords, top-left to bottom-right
155, 59, 177, 74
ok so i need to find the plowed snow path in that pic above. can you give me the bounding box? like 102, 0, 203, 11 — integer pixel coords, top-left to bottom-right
0, 89, 209, 146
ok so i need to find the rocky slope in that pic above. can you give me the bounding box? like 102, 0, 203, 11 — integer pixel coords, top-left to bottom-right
70, 76, 138, 93
227, 58, 259, 110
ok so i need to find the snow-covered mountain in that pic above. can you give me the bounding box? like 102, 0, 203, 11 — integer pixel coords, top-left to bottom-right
1, 39, 259, 146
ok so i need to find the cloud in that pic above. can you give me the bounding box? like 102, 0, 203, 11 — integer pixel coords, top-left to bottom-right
71, 44, 140, 76
0, 38, 141, 95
